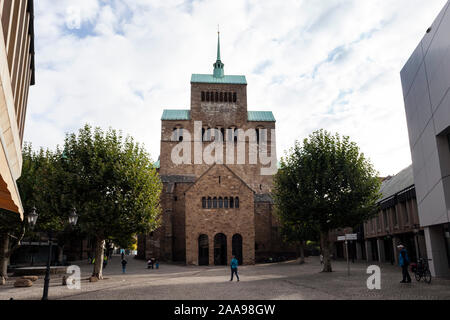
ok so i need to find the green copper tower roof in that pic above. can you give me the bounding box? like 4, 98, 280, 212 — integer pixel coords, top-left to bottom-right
161, 110, 191, 121
191, 31, 247, 85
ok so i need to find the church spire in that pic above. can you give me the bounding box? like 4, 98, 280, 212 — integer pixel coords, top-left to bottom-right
213, 29, 224, 78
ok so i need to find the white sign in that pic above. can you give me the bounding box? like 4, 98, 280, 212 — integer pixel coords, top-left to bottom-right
346, 233, 358, 240
337, 234, 357, 241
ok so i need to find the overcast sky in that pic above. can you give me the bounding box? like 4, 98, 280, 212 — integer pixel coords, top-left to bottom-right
25, 0, 448, 176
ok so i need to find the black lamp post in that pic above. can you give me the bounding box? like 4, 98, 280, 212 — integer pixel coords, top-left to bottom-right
26, 207, 78, 300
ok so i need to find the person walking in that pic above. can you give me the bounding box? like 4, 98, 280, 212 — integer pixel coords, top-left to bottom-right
230, 255, 240, 282
121, 259, 128, 274
398, 245, 411, 283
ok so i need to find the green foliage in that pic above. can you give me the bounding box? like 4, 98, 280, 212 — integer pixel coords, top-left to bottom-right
274, 129, 381, 235
62, 124, 162, 244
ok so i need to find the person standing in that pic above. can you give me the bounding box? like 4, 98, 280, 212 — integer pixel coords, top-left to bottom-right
230, 255, 240, 282
398, 245, 411, 283
121, 259, 128, 274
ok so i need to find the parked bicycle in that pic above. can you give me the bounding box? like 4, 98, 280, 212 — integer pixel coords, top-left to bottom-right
411, 258, 432, 284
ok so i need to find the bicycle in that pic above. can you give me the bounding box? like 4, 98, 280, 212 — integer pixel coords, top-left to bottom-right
413, 258, 432, 284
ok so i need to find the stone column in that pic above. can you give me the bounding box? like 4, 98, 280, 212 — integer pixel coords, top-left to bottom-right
424, 226, 450, 277
365, 240, 373, 262
377, 239, 385, 262
356, 242, 363, 260
209, 235, 215, 266
227, 235, 233, 266
392, 236, 399, 265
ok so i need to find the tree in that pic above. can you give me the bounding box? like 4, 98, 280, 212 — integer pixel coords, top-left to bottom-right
63, 125, 162, 279
279, 221, 317, 265
273, 130, 380, 272
1, 144, 68, 283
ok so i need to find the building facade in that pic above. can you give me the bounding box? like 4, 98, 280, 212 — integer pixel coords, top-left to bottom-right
138, 34, 294, 265
363, 166, 426, 265
401, 1, 450, 277
0, 0, 35, 219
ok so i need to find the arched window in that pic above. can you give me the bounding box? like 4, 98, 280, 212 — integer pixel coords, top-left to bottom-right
206, 92, 210, 102
172, 127, 183, 142
219, 197, 223, 208
208, 197, 212, 209
233, 92, 237, 103
201, 91, 205, 102
202, 197, 206, 208
224, 197, 229, 208
230, 197, 234, 209
213, 197, 218, 208
235, 197, 239, 208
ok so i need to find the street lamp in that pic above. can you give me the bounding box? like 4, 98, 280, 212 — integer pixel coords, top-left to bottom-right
68, 208, 78, 226
27, 207, 38, 230
26, 207, 79, 300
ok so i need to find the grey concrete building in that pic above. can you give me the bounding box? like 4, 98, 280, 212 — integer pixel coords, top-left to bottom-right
401, 1, 450, 277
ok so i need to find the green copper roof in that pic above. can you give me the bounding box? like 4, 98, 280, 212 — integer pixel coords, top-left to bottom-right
161, 110, 191, 121
213, 32, 224, 78
153, 159, 160, 169
191, 74, 247, 85
248, 111, 276, 122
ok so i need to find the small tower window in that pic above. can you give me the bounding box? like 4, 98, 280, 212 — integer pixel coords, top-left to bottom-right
202, 197, 206, 208
224, 197, 229, 208
219, 197, 223, 208
215, 92, 219, 102
228, 92, 232, 102
235, 197, 239, 208
208, 197, 212, 209
233, 92, 237, 103
206, 92, 210, 102
220, 92, 223, 102
230, 197, 234, 209
201, 91, 205, 102
224, 93, 228, 102
213, 197, 218, 208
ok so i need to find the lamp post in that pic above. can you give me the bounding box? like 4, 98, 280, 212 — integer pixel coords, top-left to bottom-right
26, 207, 78, 300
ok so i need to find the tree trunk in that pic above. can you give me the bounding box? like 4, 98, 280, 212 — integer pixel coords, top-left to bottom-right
0, 234, 10, 284
92, 237, 105, 280
57, 246, 64, 266
320, 231, 332, 272
298, 241, 305, 265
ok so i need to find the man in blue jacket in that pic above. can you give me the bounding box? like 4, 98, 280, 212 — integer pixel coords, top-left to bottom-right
230, 255, 240, 282
398, 245, 411, 283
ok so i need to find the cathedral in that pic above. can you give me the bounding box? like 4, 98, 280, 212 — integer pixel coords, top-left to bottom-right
137, 33, 294, 265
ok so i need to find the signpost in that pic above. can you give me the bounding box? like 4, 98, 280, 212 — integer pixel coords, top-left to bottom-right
337, 234, 358, 276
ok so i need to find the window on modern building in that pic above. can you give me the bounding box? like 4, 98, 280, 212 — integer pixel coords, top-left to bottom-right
233, 92, 237, 103
213, 197, 218, 208
201, 91, 205, 101
383, 210, 388, 229
224, 197, 229, 208
208, 197, 212, 209
402, 202, 409, 224
230, 197, 234, 209
202, 197, 206, 209
235, 197, 239, 208
219, 197, 223, 208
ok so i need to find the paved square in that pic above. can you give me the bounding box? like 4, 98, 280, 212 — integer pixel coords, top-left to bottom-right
1, 256, 450, 300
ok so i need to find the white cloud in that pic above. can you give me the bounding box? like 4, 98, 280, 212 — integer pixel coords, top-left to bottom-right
25, 0, 449, 176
